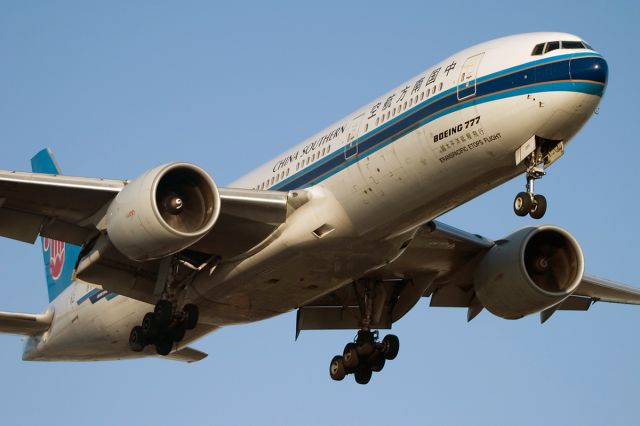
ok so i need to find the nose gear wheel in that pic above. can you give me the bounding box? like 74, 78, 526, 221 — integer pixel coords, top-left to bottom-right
514, 165, 548, 219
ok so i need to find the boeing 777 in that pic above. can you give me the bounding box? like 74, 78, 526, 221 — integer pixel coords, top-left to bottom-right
1, 32, 636, 384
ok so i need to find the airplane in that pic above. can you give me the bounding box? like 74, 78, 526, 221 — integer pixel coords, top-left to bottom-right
0, 32, 637, 385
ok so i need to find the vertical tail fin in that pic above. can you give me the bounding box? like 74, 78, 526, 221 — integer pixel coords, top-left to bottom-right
31, 149, 82, 302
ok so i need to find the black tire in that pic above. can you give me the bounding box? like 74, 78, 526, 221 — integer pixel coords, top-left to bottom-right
343, 343, 359, 369
370, 352, 386, 372
514, 192, 533, 216
172, 325, 186, 342
182, 304, 199, 330
141, 312, 158, 340
355, 330, 375, 357
530, 194, 547, 219
155, 337, 173, 356
354, 365, 373, 385
129, 326, 145, 352
329, 356, 346, 381
154, 300, 173, 327
382, 334, 400, 360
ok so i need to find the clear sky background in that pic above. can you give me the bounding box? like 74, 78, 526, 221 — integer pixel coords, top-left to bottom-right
1, 1, 639, 425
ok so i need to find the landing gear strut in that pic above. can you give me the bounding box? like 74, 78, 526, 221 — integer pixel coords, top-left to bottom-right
129, 252, 211, 356
128, 301, 199, 356
329, 330, 400, 384
328, 280, 400, 385
514, 166, 547, 219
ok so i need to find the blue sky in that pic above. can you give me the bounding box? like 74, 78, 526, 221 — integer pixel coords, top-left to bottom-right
1, 1, 639, 424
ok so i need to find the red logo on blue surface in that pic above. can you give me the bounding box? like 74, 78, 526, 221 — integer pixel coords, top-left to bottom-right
43, 238, 65, 280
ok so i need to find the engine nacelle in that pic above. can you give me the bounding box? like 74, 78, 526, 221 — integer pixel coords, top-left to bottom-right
106, 163, 221, 261
474, 226, 584, 319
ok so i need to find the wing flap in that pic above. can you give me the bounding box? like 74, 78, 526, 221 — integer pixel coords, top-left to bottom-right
0, 308, 53, 335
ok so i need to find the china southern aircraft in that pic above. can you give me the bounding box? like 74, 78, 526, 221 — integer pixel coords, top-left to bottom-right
0, 32, 637, 385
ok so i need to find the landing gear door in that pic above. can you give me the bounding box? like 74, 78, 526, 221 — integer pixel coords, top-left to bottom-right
344, 114, 364, 160
457, 53, 485, 101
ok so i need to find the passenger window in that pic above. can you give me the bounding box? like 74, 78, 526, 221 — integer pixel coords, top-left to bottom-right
364, 123, 368, 132
545, 41, 560, 53
531, 43, 545, 56
286, 168, 290, 177
409, 98, 413, 107
375, 117, 379, 125
438, 82, 443, 91
420, 92, 424, 101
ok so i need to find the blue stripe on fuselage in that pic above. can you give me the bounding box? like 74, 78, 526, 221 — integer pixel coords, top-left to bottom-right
271, 54, 605, 191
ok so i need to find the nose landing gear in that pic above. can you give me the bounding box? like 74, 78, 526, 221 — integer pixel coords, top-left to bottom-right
514, 166, 547, 219
329, 330, 400, 384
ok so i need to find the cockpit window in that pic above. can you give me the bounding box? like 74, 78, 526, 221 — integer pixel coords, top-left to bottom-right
531, 43, 545, 56
561, 40, 585, 49
544, 41, 560, 53
531, 40, 593, 56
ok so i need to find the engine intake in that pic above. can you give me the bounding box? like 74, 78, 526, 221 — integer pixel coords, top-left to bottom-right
474, 226, 584, 319
106, 163, 221, 261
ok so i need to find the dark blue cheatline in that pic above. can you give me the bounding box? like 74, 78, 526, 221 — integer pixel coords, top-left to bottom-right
272, 53, 606, 192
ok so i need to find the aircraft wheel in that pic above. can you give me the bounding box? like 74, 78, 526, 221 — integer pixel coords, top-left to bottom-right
154, 300, 173, 327
182, 304, 199, 330
514, 192, 532, 216
172, 325, 186, 343
129, 326, 145, 352
141, 313, 158, 340
370, 352, 386, 372
329, 356, 346, 381
354, 364, 373, 385
530, 194, 547, 219
155, 337, 173, 356
382, 334, 400, 360
343, 343, 360, 369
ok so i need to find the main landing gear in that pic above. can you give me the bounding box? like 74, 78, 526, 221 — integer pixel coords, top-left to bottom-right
329, 330, 399, 385
129, 301, 199, 356
514, 166, 547, 219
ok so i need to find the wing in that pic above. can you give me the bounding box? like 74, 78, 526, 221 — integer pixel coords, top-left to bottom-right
297, 221, 640, 331
0, 167, 299, 304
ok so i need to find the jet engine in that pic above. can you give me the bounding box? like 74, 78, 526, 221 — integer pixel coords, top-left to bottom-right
106, 163, 221, 261
474, 226, 584, 319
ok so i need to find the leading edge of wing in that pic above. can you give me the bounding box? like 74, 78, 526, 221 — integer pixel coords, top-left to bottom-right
0, 170, 127, 193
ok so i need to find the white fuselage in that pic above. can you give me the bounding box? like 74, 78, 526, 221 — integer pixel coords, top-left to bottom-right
24, 32, 607, 361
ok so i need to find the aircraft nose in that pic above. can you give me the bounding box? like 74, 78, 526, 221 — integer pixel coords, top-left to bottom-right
570, 55, 608, 88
